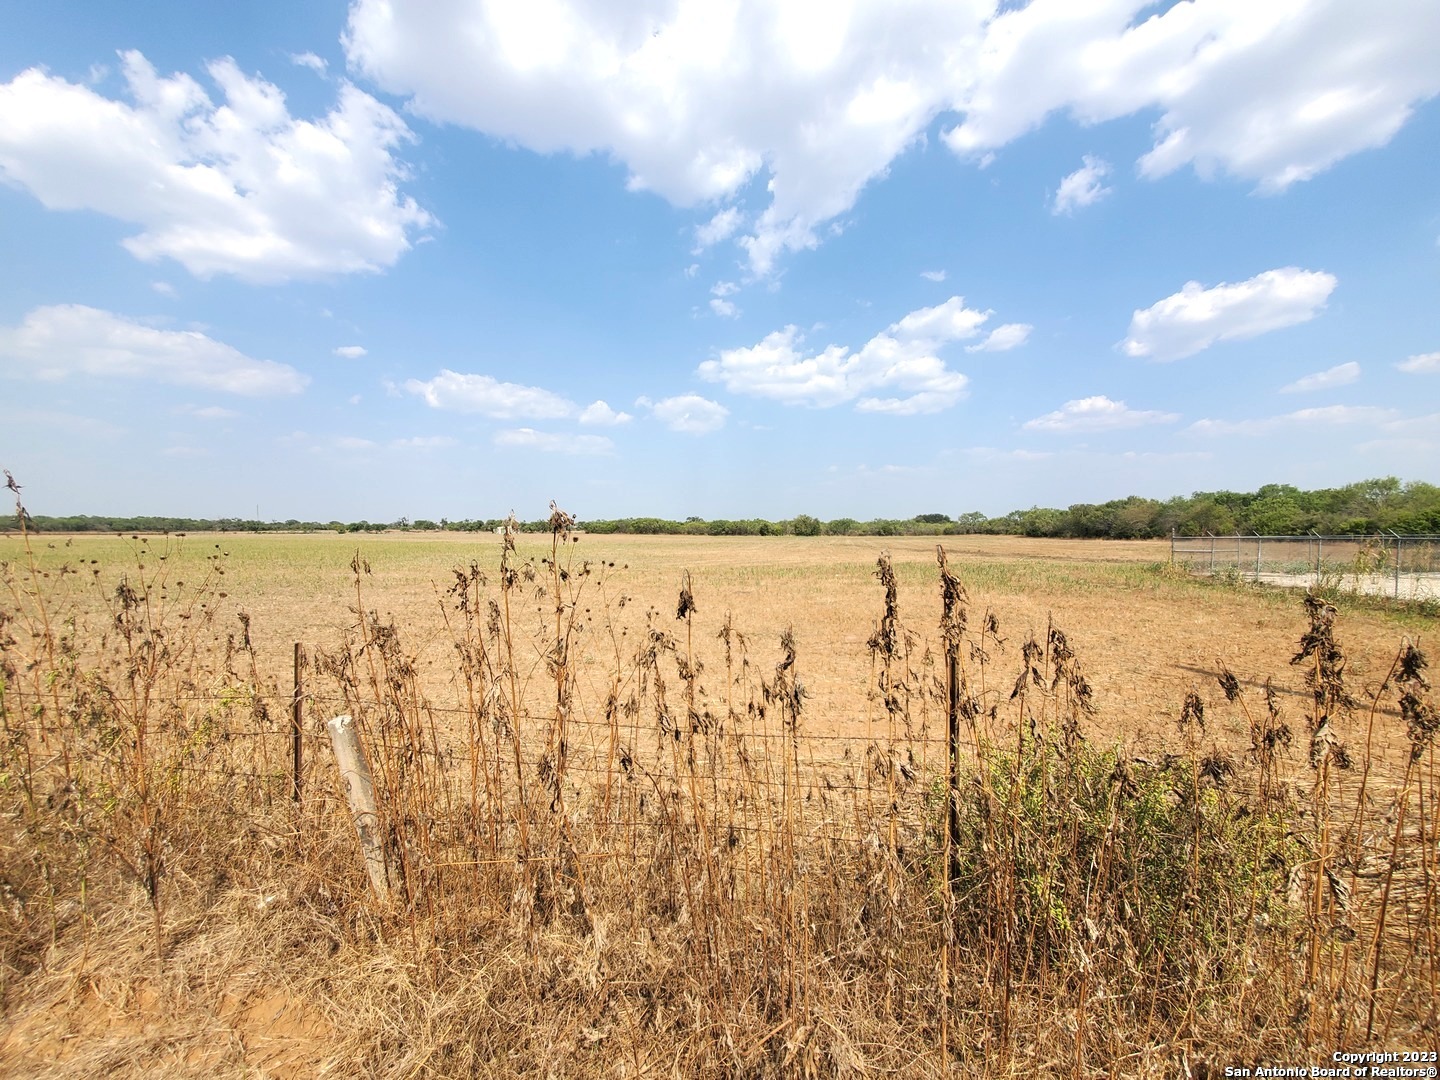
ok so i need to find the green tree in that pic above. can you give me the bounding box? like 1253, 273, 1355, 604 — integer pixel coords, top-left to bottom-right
954, 512, 989, 533
791, 514, 822, 537
1177, 499, 1237, 536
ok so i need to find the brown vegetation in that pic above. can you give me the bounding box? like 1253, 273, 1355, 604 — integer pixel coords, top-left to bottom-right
1, 483, 1436, 1076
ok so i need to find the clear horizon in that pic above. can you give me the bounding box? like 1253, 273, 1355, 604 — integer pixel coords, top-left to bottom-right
8, 475, 1435, 527
2, 1, 1437, 522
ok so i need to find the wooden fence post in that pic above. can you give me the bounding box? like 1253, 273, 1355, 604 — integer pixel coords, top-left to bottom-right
327, 714, 391, 904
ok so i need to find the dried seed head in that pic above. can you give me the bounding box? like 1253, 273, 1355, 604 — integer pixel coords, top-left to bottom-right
548, 501, 576, 537
868, 553, 900, 660
1307, 715, 1351, 770
1291, 590, 1354, 715
1199, 753, 1235, 786
1048, 625, 1074, 670
1263, 677, 1282, 721
676, 571, 697, 621
1262, 718, 1293, 755
1400, 691, 1439, 764
936, 546, 968, 645
1069, 670, 1096, 717
1009, 632, 1045, 699
1397, 640, 1430, 690
1216, 663, 1242, 703
1179, 690, 1205, 732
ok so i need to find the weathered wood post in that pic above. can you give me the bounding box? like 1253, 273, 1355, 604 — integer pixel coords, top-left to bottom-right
327, 714, 391, 904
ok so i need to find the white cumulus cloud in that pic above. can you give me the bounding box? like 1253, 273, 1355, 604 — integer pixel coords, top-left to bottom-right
709, 281, 741, 318
345, 1, 964, 276
493, 428, 615, 455
344, 1, 1440, 275
406, 370, 571, 419
0, 51, 433, 282
578, 400, 632, 426
289, 52, 329, 76
1397, 351, 1440, 374
944, 0, 1440, 194
1052, 155, 1112, 214
333, 345, 368, 359
406, 369, 627, 428
966, 322, 1032, 353
1023, 395, 1179, 433
638, 394, 729, 435
1123, 268, 1337, 362
0, 305, 307, 395
698, 296, 1000, 414
694, 207, 744, 251
1281, 361, 1359, 393
920, 269, 947, 282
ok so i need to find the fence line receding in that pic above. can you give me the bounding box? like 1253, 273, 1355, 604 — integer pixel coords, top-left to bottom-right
1169, 531, 1440, 599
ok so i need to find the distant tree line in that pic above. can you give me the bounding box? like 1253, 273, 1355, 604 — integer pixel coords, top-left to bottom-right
988, 477, 1440, 538
16, 477, 1440, 539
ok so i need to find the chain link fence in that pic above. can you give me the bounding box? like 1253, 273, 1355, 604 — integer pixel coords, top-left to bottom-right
1170, 531, 1440, 599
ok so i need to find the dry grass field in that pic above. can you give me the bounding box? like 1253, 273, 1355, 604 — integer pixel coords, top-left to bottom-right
21, 529, 1425, 747
1, 520, 1436, 1076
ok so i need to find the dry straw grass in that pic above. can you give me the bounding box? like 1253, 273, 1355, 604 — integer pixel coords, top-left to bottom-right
0, 476, 1436, 1077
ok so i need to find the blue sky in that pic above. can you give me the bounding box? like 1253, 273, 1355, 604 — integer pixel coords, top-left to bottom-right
1, 0, 1437, 522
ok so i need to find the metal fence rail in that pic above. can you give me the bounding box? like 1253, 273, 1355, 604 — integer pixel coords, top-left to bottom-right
1169, 531, 1440, 599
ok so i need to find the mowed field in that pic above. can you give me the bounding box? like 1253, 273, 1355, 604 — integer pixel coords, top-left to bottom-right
8, 527, 1429, 762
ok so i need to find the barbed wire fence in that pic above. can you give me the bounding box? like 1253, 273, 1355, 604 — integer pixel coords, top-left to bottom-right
127, 634, 1424, 901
